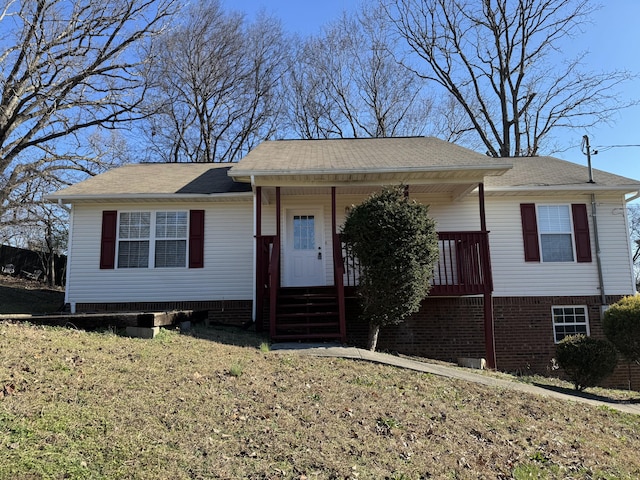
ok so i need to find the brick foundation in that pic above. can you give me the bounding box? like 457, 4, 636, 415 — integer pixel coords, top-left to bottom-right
76, 300, 253, 327
346, 296, 486, 361
346, 294, 640, 390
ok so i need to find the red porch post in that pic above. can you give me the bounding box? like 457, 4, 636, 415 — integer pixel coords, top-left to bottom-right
479, 182, 496, 369
255, 186, 263, 331
269, 187, 281, 339
331, 187, 347, 343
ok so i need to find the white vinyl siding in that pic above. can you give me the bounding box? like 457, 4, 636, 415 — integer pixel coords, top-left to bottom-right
66, 200, 254, 304
64, 190, 635, 306
487, 194, 635, 297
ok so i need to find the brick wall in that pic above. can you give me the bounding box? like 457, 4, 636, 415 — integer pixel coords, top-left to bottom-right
76, 300, 253, 327
346, 294, 640, 390
346, 297, 485, 361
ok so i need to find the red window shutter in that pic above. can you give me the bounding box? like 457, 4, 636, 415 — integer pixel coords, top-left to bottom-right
520, 204, 540, 262
189, 210, 205, 268
100, 210, 117, 269
572, 204, 592, 263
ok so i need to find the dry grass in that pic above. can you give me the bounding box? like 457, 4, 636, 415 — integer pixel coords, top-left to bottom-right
1, 322, 640, 479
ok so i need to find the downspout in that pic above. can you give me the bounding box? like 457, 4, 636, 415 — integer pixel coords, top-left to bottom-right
591, 194, 607, 310
65, 202, 75, 313
251, 176, 257, 323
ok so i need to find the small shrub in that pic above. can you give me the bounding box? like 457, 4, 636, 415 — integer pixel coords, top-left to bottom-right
259, 342, 270, 353
555, 335, 618, 391
603, 295, 640, 364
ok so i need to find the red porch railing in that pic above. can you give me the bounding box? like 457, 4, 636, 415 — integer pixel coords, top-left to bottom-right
256, 231, 492, 337
340, 231, 492, 296
255, 235, 276, 330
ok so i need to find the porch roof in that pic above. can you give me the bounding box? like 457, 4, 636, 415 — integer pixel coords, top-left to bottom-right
229, 137, 512, 186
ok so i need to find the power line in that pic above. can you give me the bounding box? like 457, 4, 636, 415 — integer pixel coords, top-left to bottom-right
594, 144, 640, 153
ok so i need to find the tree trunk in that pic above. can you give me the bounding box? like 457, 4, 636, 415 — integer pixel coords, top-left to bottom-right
367, 323, 380, 351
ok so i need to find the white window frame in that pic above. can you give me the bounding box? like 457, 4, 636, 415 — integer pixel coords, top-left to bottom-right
116, 210, 189, 269
154, 211, 188, 268
552, 305, 590, 343
537, 204, 576, 263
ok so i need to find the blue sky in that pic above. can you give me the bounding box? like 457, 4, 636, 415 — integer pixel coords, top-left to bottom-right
222, 0, 640, 181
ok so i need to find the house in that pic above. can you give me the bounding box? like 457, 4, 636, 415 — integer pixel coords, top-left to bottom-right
48, 137, 640, 386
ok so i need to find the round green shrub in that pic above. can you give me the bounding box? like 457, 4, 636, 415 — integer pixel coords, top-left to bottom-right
603, 295, 640, 364
555, 334, 618, 391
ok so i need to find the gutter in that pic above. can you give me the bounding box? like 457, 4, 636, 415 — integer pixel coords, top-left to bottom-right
625, 191, 640, 203
485, 185, 640, 194
45, 192, 253, 203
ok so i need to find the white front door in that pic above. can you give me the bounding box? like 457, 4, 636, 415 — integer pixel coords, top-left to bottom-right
284, 209, 325, 287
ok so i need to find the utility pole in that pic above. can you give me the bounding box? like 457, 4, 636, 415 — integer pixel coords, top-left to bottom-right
581, 135, 597, 184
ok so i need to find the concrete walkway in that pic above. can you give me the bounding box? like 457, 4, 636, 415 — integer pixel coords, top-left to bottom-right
271, 343, 640, 416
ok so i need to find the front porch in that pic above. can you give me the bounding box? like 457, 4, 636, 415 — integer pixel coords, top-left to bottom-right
253, 184, 496, 367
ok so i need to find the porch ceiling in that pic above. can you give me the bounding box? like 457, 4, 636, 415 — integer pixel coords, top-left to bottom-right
241, 167, 507, 189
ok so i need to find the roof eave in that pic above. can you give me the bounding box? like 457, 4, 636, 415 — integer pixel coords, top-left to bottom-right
485, 185, 640, 194
230, 164, 513, 186
230, 163, 512, 178
45, 191, 253, 204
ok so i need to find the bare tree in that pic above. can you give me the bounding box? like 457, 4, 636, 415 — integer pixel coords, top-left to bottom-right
628, 204, 640, 289
384, 0, 635, 157
141, 1, 288, 163
0, 0, 177, 227
286, 6, 433, 139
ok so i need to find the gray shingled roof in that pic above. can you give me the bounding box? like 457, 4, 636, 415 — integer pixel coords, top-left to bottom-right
48, 163, 251, 199
48, 138, 640, 201
484, 156, 640, 190
229, 137, 512, 175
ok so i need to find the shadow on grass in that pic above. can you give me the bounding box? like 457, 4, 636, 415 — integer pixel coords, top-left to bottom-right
183, 322, 269, 349
532, 382, 640, 405
0, 284, 65, 314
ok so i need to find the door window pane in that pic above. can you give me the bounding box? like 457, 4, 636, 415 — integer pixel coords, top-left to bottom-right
293, 215, 315, 250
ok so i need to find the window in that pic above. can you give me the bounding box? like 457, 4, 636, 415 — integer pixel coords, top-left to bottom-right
155, 212, 187, 267
552, 306, 589, 343
538, 205, 574, 262
118, 212, 150, 268
117, 211, 187, 268
520, 203, 592, 264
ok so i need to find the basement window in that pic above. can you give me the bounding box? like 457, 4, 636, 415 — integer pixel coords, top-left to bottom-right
552, 306, 589, 343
